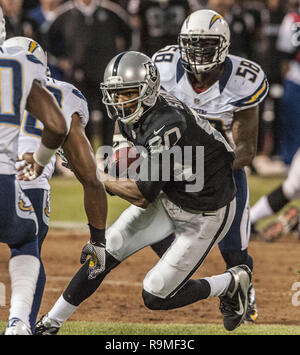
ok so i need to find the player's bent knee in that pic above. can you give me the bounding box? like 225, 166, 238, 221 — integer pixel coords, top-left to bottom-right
143, 270, 166, 296
106, 228, 125, 255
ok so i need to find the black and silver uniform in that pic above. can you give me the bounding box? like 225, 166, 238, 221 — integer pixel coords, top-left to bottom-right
118, 92, 236, 212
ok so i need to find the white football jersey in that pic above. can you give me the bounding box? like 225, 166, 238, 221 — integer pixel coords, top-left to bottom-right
0, 45, 46, 175
152, 46, 269, 149
18, 76, 89, 190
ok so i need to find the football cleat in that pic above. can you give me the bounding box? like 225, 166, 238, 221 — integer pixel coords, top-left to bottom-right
244, 283, 258, 323
260, 206, 299, 242
34, 314, 61, 335
219, 265, 252, 331
4, 318, 32, 335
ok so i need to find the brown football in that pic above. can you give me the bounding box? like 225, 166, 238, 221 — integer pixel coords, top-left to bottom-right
108, 145, 141, 178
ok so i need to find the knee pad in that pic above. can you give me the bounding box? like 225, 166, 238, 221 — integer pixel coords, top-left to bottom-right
106, 228, 124, 252
143, 269, 166, 297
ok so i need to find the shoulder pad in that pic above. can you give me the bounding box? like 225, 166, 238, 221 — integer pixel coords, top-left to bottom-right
72, 88, 87, 102
26, 54, 44, 66
152, 46, 182, 89
224, 55, 269, 108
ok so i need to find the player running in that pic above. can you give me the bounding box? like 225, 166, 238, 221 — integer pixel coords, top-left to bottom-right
35, 51, 251, 334
0, 12, 67, 335
3, 36, 108, 333
150, 9, 269, 323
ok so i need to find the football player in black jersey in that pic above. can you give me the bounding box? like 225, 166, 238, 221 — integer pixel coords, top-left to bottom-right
35, 52, 252, 334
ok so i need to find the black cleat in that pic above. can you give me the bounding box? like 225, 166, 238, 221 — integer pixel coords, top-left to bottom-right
219, 265, 252, 331
34, 314, 60, 335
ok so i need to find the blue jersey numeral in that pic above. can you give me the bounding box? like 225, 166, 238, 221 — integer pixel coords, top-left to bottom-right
0, 59, 23, 126
23, 85, 63, 138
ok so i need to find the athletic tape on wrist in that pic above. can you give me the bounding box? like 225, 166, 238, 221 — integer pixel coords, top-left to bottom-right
33, 142, 57, 167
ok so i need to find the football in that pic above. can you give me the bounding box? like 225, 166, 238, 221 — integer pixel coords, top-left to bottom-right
108, 143, 141, 178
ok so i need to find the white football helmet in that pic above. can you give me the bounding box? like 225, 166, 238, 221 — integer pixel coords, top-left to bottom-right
178, 9, 231, 73
0, 7, 6, 45
100, 51, 160, 125
3, 36, 48, 74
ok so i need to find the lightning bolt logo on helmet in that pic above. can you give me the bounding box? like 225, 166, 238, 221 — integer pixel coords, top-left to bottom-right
27, 40, 39, 54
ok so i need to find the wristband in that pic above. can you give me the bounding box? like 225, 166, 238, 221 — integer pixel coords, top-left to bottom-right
88, 224, 106, 246
33, 142, 57, 167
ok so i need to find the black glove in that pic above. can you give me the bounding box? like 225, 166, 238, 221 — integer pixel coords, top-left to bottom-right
80, 225, 106, 280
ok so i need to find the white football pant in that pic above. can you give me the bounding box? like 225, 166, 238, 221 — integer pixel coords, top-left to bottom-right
106, 195, 236, 298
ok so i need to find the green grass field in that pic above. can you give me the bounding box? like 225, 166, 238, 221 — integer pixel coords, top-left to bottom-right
2, 173, 300, 336
49, 173, 296, 230
1, 321, 300, 335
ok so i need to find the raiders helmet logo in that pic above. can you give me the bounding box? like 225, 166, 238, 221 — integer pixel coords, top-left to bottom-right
145, 61, 158, 82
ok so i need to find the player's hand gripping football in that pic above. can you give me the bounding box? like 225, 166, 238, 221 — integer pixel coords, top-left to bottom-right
17, 152, 44, 181
80, 240, 106, 280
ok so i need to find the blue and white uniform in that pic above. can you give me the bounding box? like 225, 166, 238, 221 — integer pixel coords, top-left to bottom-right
152, 45, 268, 266
0, 45, 46, 248
17, 75, 89, 331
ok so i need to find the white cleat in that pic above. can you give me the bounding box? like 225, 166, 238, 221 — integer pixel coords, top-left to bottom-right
4, 318, 32, 335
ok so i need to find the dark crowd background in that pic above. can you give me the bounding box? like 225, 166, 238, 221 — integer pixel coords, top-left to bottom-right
3, 0, 299, 174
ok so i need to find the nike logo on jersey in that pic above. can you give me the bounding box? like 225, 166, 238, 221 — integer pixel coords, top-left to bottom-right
235, 294, 245, 316
154, 125, 165, 135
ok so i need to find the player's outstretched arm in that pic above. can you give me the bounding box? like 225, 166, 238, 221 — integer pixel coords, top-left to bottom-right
99, 169, 149, 208
232, 105, 259, 170
62, 113, 107, 230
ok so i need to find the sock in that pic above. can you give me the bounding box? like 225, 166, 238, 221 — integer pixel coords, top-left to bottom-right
203, 272, 232, 297
29, 260, 46, 332
48, 295, 77, 326
142, 278, 211, 310
9, 255, 40, 328
250, 195, 274, 224
268, 185, 290, 213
